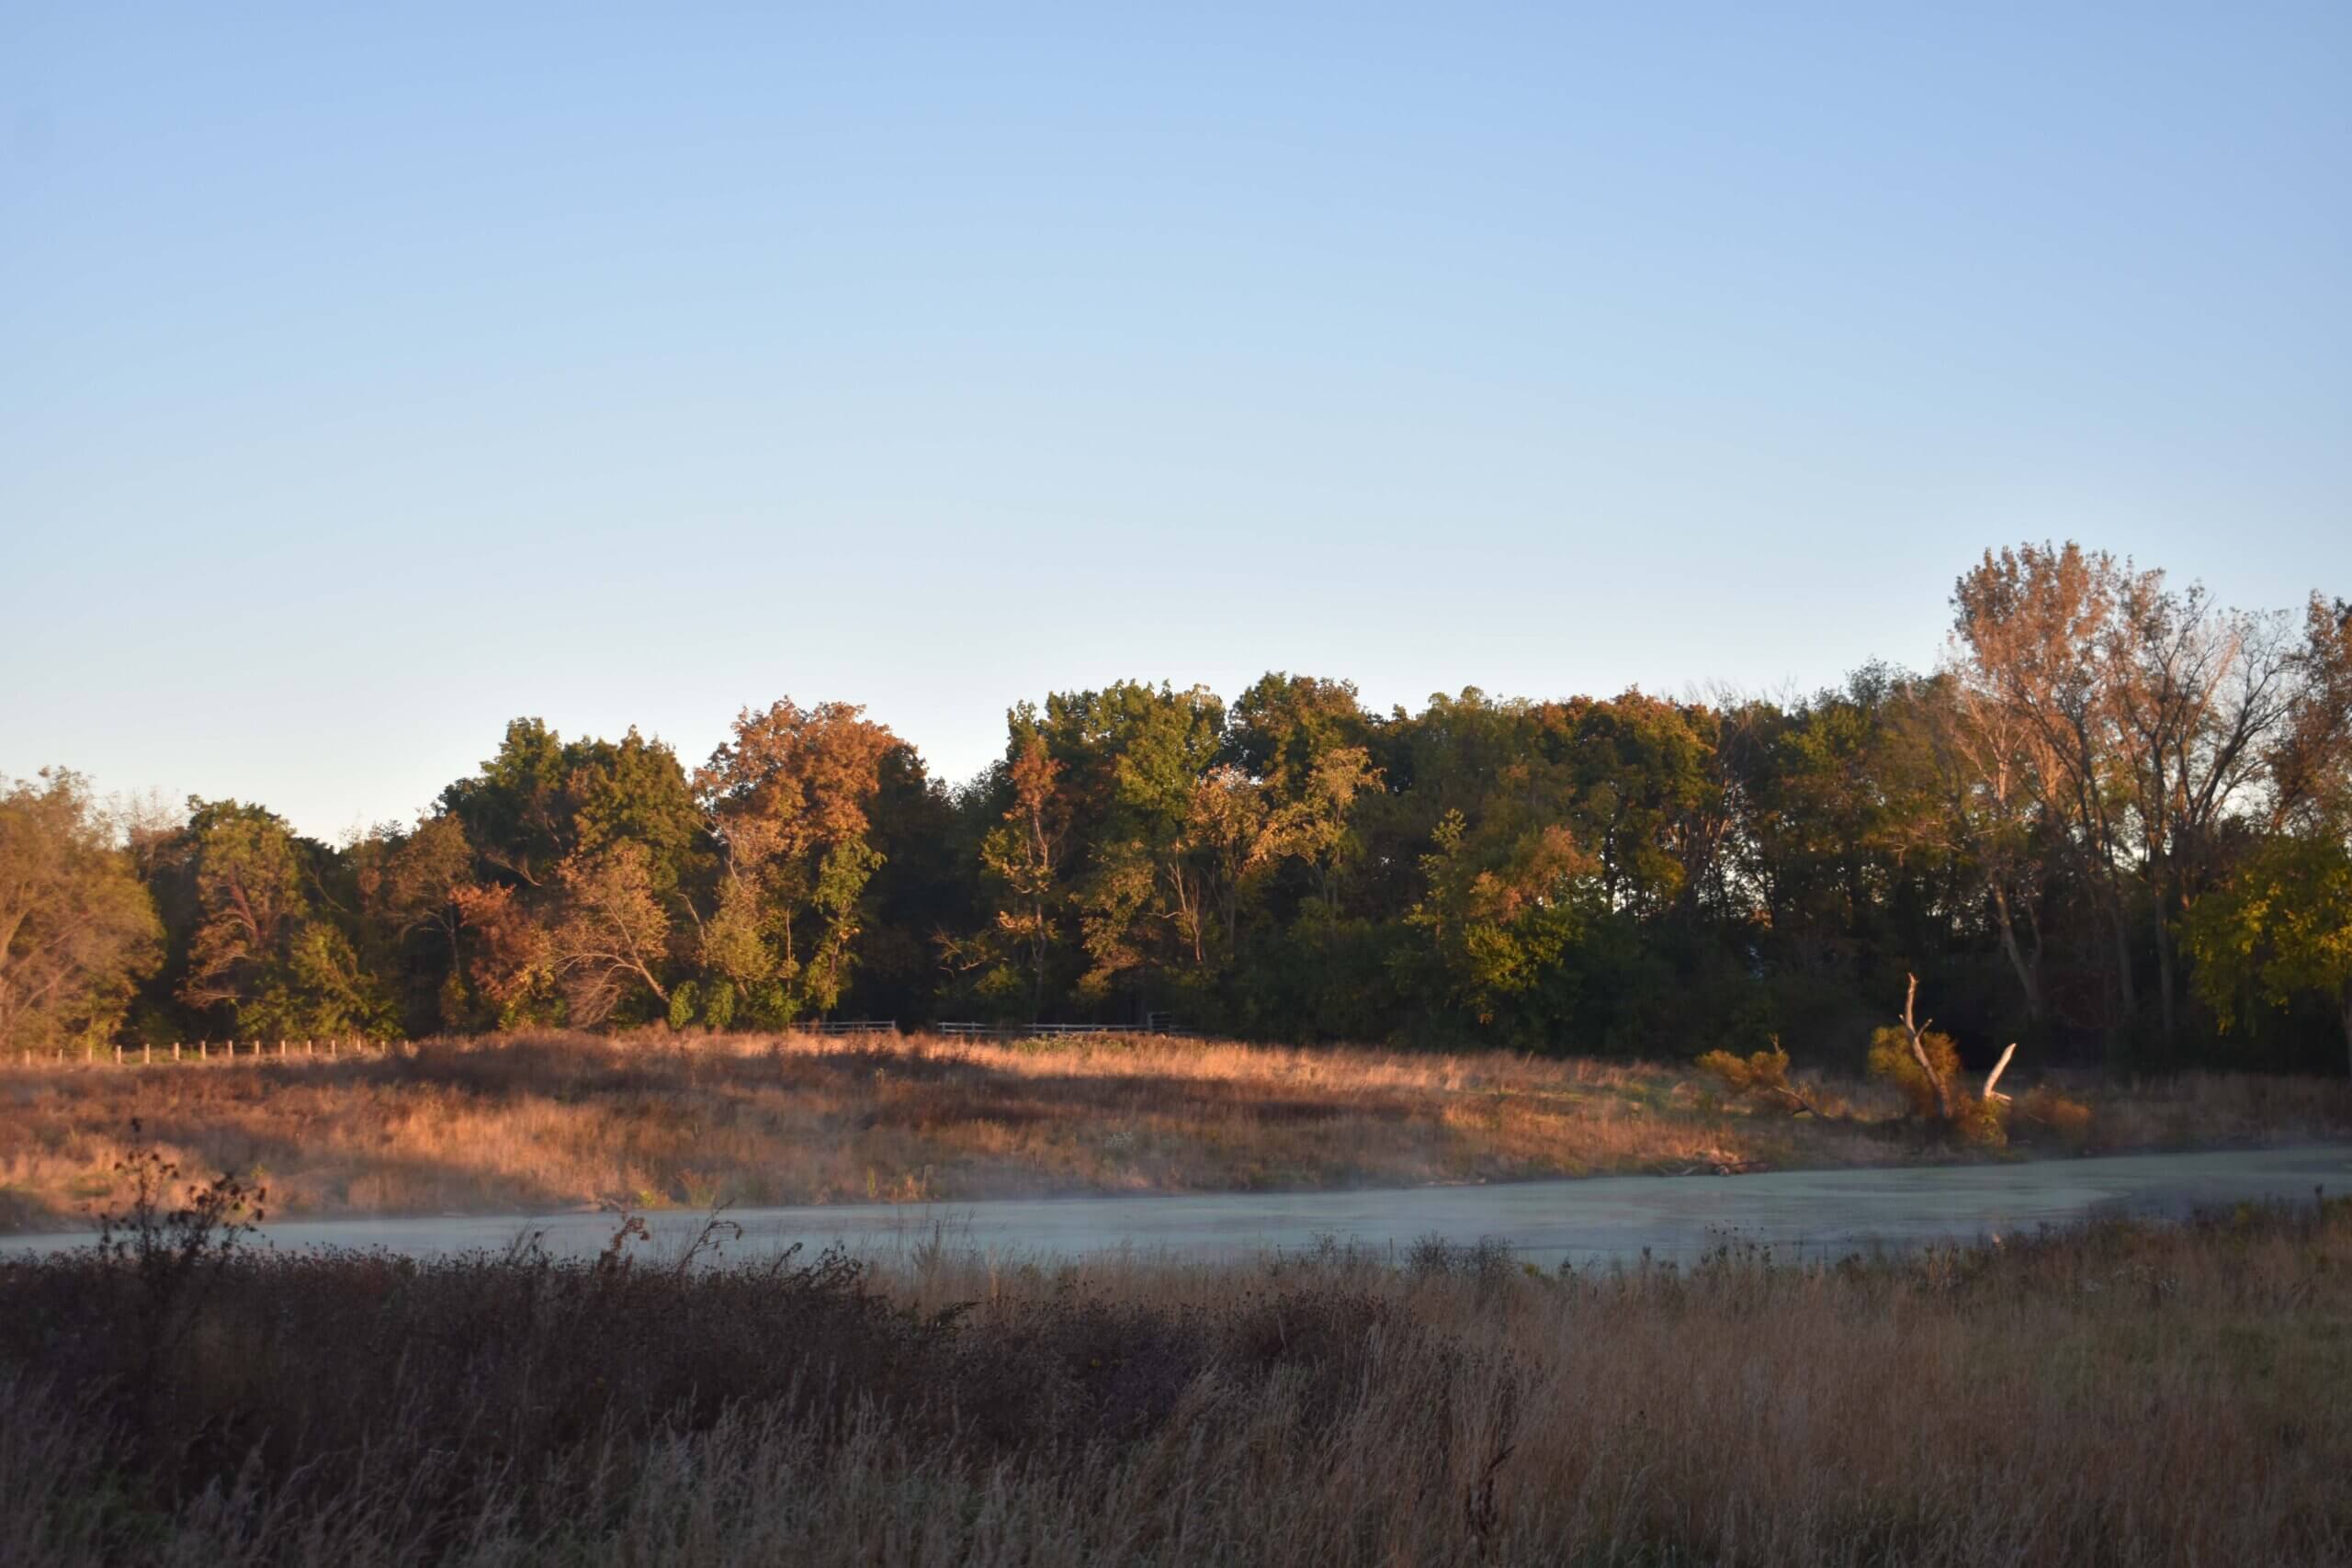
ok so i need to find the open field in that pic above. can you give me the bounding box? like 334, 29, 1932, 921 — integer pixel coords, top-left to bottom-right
5, 1191, 2349, 1566
5, 1031, 2350, 1232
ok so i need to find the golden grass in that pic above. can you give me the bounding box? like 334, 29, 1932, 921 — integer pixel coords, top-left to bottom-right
5, 1201, 2350, 1563
858, 1212, 2352, 1566
3, 1030, 2348, 1230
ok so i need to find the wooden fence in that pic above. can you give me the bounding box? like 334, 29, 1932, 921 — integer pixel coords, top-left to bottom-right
935, 1021, 1189, 1041
0, 1019, 1226, 1068
9, 1037, 401, 1068
6, 1021, 905, 1069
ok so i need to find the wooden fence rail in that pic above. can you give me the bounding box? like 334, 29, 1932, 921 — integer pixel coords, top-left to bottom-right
6, 1023, 916, 1067
9, 1037, 401, 1069
0, 1019, 1232, 1066
935, 1021, 1190, 1040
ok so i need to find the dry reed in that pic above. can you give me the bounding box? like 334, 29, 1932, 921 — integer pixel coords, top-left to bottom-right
3, 1030, 2347, 1231
2, 1187, 2346, 1565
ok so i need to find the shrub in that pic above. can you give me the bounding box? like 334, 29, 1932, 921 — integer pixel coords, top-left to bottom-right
1694, 1042, 1819, 1115
1955, 1097, 2009, 1148
1867, 1024, 1963, 1121
2018, 1085, 2094, 1144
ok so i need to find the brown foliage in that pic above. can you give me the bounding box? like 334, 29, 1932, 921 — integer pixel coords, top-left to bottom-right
2018, 1083, 2095, 1142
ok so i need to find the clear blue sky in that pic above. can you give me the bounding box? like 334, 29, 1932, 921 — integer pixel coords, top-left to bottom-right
5, 2, 2347, 840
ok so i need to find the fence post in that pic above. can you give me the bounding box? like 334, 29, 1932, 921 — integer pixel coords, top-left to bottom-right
200, 1041, 208, 1061
173, 1042, 180, 1062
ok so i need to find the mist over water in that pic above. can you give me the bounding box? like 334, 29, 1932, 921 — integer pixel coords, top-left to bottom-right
9, 1144, 2343, 1271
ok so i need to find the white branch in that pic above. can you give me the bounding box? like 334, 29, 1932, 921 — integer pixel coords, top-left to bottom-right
1983, 1042, 2018, 1103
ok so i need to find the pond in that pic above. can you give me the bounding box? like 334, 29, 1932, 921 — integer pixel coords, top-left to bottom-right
6, 1143, 2344, 1269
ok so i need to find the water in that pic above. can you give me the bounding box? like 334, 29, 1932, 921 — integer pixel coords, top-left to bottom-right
6, 1144, 2343, 1270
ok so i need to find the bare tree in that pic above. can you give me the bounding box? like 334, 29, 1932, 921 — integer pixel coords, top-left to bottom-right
2269, 595, 2352, 834
2102, 575, 2296, 1043
1952, 544, 2298, 1047
1953, 544, 2142, 1028
1912, 668, 2052, 1024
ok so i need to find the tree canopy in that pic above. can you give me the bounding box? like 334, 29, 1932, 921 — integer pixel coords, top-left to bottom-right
10, 543, 2349, 1077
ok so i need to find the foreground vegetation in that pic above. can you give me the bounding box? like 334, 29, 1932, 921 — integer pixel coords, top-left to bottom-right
4, 1167, 2348, 1566
6, 1030, 2349, 1231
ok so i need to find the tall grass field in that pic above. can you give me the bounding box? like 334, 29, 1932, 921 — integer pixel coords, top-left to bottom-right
3, 1179, 2347, 1566
6, 1030, 2351, 1230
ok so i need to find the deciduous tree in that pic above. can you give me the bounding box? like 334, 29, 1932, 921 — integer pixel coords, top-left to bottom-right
0, 771, 161, 1051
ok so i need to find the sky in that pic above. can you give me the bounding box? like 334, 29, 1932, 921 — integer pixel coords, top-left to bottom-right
4, 2, 2347, 840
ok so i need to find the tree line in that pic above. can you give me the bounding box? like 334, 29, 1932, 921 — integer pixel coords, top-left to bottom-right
6, 543, 2349, 1075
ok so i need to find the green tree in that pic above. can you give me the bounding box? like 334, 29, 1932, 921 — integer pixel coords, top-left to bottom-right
1176, 763, 1273, 963
356, 815, 480, 1029
1259, 746, 1380, 913
1399, 803, 1601, 1043
440, 718, 574, 888
437, 719, 703, 1029
0, 771, 162, 1052
177, 800, 396, 1038
972, 735, 1068, 1019
2185, 834, 2352, 1077
1014, 682, 1227, 1010
841, 743, 972, 1024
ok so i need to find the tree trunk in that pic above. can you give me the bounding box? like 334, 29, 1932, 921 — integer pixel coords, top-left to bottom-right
1029, 902, 1046, 1021
2152, 901, 2177, 1048
2341, 978, 2351, 1083
1989, 883, 2042, 1022
2109, 891, 2139, 1022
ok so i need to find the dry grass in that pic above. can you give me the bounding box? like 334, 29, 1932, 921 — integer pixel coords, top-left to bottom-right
3, 1030, 2349, 1231
3, 1191, 2348, 1565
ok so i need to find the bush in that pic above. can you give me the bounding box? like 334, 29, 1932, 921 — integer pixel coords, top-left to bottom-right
1695, 1042, 1817, 1115
2018, 1084, 2094, 1144
1866, 1024, 1962, 1121
1955, 1097, 2008, 1147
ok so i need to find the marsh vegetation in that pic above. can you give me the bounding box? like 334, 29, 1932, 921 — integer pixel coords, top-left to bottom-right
6, 1029, 2347, 1232
4, 1156, 2346, 1566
